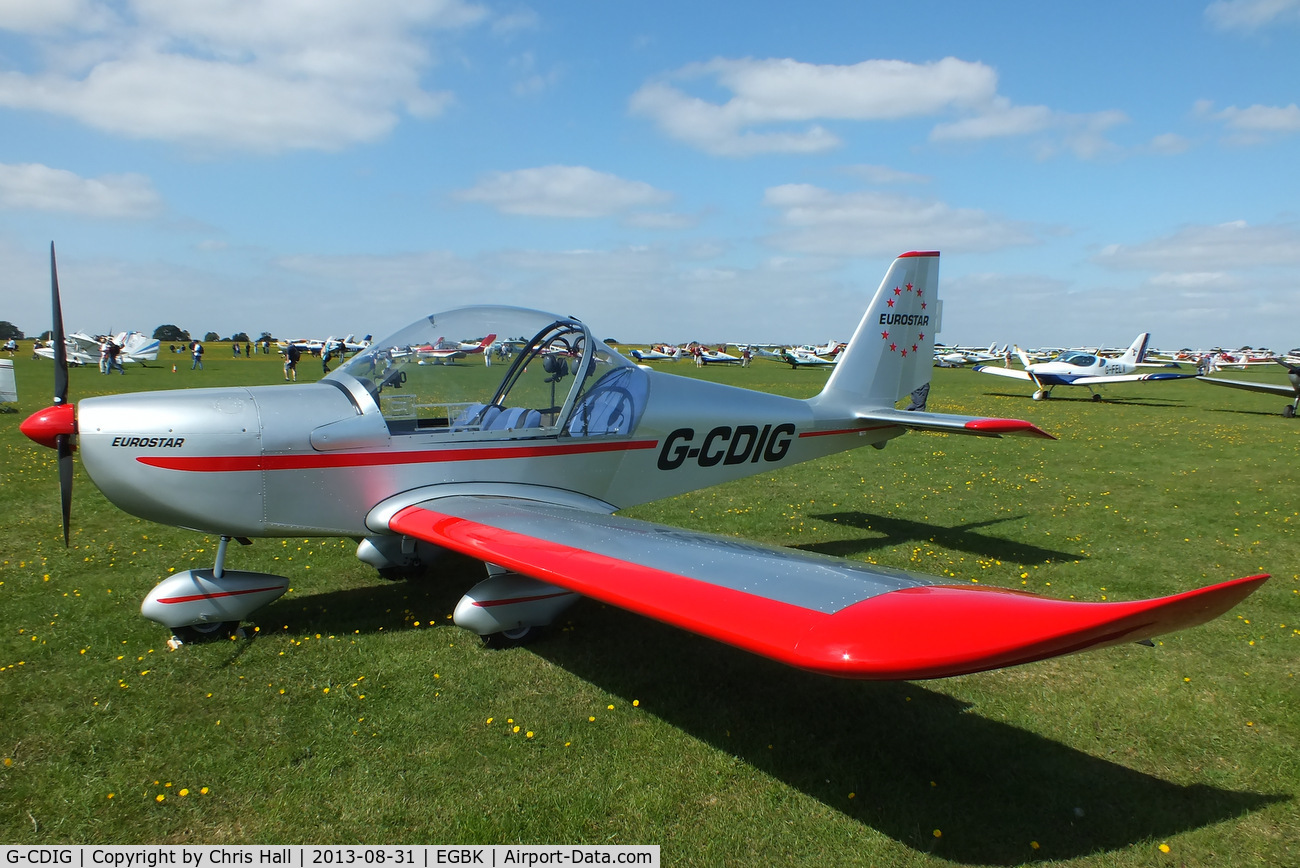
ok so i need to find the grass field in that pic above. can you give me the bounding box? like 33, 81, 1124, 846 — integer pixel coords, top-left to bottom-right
1, 349, 1296, 865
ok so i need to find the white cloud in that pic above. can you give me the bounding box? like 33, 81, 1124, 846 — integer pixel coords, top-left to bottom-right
0, 0, 114, 33
631, 56, 1127, 160
1205, 0, 1300, 32
762, 184, 1038, 257
0, 0, 486, 153
931, 99, 1128, 159
0, 162, 162, 217
1147, 132, 1192, 155
1197, 101, 1300, 145
455, 165, 673, 218
841, 164, 931, 185
1093, 219, 1300, 271
629, 56, 996, 156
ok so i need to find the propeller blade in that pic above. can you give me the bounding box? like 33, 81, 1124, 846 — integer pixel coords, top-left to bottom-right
52, 242, 72, 545
1275, 358, 1300, 377
51, 243, 69, 406
57, 434, 73, 546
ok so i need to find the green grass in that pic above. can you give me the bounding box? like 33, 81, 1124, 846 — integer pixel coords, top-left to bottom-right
1, 351, 1296, 864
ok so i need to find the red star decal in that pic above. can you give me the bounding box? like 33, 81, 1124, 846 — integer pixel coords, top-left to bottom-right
905, 282, 913, 293
886, 298, 895, 308
900, 349, 908, 357
916, 288, 923, 297
893, 286, 902, 295
921, 301, 927, 309
881, 330, 889, 340
890, 342, 897, 352
918, 333, 924, 341
912, 344, 918, 352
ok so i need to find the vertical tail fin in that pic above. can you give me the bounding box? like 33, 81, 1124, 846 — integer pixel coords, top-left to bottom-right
818, 251, 941, 409
1121, 333, 1150, 364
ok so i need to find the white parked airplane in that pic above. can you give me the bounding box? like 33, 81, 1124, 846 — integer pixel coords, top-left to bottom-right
630, 345, 682, 362
782, 347, 837, 368
973, 333, 1197, 401
35, 331, 159, 367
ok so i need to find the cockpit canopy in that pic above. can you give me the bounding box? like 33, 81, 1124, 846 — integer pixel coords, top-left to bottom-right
327, 306, 648, 438
1054, 351, 1098, 367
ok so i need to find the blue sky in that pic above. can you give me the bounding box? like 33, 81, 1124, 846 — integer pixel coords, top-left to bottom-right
1, 0, 1298, 350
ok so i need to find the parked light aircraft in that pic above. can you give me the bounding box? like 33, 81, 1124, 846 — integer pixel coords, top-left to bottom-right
630, 345, 682, 362
278, 335, 371, 358
1198, 360, 1300, 417
782, 347, 837, 368
973, 333, 1198, 401
414, 334, 497, 363
35, 331, 159, 367
696, 346, 742, 365
22, 246, 1266, 680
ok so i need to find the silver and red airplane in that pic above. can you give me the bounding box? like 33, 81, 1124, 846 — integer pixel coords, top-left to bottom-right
22, 246, 1266, 679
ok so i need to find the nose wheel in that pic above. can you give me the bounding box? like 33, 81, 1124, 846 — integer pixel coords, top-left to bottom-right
482, 624, 541, 649
171, 620, 238, 644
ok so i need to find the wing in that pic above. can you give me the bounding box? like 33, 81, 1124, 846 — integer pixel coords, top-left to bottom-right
1197, 376, 1298, 398
972, 364, 1033, 381
1070, 372, 1198, 386
388, 495, 1266, 680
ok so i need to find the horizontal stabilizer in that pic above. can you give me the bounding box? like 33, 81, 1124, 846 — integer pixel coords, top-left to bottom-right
857, 407, 1054, 439
389, 495, 1264, 680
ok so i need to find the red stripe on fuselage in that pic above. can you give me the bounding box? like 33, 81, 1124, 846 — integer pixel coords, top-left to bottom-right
798, 425, 895, 439
156, 585, 285, 605
473, 590, 577, 608
135, 438, 659, 472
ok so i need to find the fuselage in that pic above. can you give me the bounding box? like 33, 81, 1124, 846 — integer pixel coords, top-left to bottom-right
78, 307, 902, 540
1026, 351, 1132, 386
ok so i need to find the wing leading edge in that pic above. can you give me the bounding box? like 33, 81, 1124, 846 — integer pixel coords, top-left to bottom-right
389, 496, 1267, 680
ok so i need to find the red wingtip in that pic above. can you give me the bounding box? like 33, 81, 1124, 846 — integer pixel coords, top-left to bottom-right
20, 403, 77, 450
965, 417, 1056, 439
797, 574, 1269, 679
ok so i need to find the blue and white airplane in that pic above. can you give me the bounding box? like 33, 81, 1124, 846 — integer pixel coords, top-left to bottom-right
974, 333, 1196, 401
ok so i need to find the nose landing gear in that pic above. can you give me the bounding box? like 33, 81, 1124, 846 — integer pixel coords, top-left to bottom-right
142, 535, 289, 644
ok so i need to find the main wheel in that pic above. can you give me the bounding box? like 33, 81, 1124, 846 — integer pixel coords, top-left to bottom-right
1284, 405, 1296, 418
1091, 393, 1102, 402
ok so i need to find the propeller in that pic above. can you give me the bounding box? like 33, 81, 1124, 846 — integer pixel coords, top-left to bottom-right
19, 243, 77, 545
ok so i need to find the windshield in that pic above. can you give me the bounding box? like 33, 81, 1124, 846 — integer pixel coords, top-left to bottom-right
327, 306, 646, 438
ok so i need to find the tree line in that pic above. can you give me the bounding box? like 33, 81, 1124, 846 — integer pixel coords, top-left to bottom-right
0, 321, 276, 344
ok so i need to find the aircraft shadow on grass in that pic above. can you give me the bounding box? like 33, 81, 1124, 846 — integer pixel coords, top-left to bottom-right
269, 559, 1283, 865
979, 389, 1185, 408
795, 511, 1076, 566
1205, 405, 1292, 420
